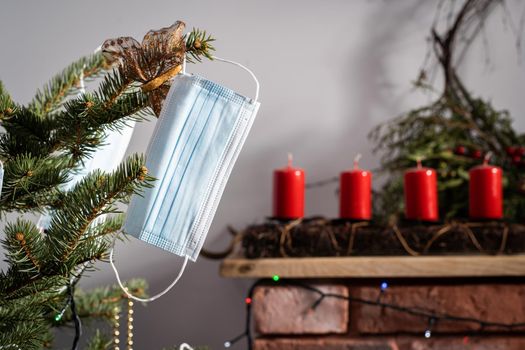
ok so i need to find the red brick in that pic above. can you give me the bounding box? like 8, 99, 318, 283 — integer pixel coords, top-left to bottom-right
254, 337, 395, 350
253, 284, 349, 335
351, 284, 525, 334
254, 336, 525, 350
396, 335, 525, 350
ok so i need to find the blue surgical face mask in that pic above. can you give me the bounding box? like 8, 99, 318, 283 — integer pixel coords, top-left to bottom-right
111, 57, 260, 302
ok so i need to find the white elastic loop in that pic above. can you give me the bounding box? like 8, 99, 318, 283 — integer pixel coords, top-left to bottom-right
211, 55, 260, 102
181, 53, 259, 101
78, 46, 101, 96
79, 70, 86, 95
109, 239, 189, 303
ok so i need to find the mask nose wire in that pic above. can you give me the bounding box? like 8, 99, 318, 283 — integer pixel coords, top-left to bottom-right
109, 234, 189, 303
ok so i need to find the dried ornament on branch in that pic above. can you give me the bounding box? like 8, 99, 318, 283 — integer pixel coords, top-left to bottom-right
102, 21, 215, 116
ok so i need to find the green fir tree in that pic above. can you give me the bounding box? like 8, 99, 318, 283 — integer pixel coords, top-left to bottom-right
0, 25, 214, 349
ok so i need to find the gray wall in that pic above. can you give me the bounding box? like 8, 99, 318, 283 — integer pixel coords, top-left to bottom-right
1, 0, 524, 349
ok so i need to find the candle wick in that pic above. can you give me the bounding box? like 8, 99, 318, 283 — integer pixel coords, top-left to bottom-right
416, 158, 422, 169
484, 151, 492, 165
287, 152, 293, 168
353, 153, 362, 170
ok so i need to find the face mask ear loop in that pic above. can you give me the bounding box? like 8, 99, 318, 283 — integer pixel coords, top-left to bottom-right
109, 235, 189, 303
211, 55, 260, 102
182, 54, 187, 74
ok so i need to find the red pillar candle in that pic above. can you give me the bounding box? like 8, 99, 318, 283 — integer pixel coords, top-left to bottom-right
469, 156, 503, 219
273, 154, 305, 219
404, 160, 439, 221
339, 154, 372, 220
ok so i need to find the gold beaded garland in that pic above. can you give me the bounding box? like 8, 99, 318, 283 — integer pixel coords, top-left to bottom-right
112, 298, 135, 350
113, 307, 120, 350
127, 299, 134, 350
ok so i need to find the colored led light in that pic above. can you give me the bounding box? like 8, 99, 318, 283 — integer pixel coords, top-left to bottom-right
380, 281, 388, 290
245, 297, 252, 305
424, 330, 431, 338
272, 275, 280, 282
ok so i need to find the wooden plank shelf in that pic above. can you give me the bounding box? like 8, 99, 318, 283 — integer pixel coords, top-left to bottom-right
220, 255, 525, 278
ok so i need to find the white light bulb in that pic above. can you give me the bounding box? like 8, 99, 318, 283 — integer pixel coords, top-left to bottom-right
424, 329, 431, 338
224, 341, 231, 348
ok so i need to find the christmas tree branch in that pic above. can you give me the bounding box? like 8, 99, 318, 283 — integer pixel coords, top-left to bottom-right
29, 53, 108, 116
0, 155, 152, 301
0, 154, 69, 212
185, 28, 216, 63
0, 80, 17, 123
2, 219, 44, 273
51, 72, 150, 165
45, 154, 152, 267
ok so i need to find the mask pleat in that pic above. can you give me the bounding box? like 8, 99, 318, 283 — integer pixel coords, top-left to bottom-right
142, 82, 211, 237
161, 95, 241, 249
152, 89, 220, 246
183, 101, 245, 254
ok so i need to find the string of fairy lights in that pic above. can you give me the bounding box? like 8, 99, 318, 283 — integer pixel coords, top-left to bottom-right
223, 277, 525, 350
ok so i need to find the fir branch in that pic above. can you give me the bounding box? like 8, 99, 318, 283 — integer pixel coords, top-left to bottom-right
95, 69, 134, 108
0, 107, 58, 158
0, 156, 151, 303
51, 72, 150, 164
72, 278, 147, 319
84, 214, 126, 240
44, 154, 152, 268
0, 303, 50, 350
85, 330, 112, 350
0, 80, 16, 120
0, 154, 69, 212
185, 28, 216, 63
1, 219, 44, 274
29, 53, 108, 115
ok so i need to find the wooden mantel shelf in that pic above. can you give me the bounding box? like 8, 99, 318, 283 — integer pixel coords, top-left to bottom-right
219, 255, 525, 278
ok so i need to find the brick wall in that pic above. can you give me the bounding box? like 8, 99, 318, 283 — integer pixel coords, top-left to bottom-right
251, 281, 525, 349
